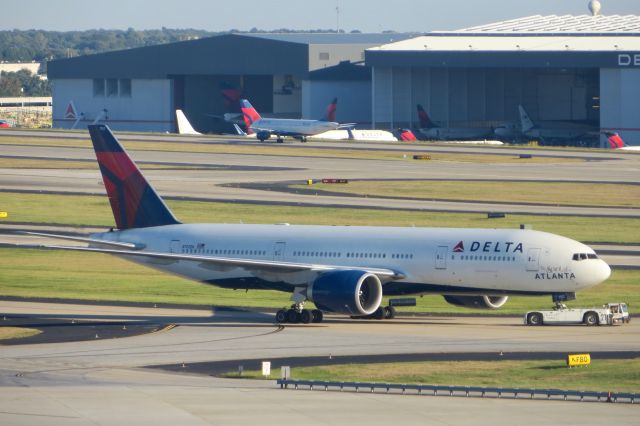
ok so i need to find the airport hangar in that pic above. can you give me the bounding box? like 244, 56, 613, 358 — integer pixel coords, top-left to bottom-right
46, 33, 415, 133
47, 15, 640, 146
366, 14, 640, 147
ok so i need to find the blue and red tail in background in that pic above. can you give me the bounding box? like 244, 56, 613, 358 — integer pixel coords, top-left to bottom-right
604, 131, 625, 149
323, 98, 338, 122
88, 125, 180, 230
240, 99, 261, 130
416, 104, 438, 129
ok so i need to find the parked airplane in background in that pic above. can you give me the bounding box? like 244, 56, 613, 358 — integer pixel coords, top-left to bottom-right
605, 131, 640, 151
176, 110, 202, 135
16, 125, 611, 324
415, 104, 494, 141
241, 98, 352, 142
516, 105, 595, 143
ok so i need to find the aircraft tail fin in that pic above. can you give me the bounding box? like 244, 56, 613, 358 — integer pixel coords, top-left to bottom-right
88, 125, 181, 230
232, 123, 247, 136
605, 131, 626, 149
322, 97, 338, 122
518, 105, 535, 132
176, 110, 202, 135
417, 104, 437, 128
220, 82, 242, 113
397, 128, 417, 141
239, 99, 262, 131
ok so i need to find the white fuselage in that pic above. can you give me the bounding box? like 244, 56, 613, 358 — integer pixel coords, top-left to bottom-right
310, 129, 398, 142
93, 224, 610, 296
418, 127, 493, 141
251, 118, 340, 137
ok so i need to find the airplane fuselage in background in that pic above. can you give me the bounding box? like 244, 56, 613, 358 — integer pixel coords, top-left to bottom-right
250, 117, 340, 137
93, 224, 609, 296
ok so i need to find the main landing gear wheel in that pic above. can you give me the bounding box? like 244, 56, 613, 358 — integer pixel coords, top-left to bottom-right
275, 309, 287, 323
311, 309, 323, 323
384, 306, 396, 319
286, 309, 299, 323
276, 307, 324, 324
300, 309, 312, 324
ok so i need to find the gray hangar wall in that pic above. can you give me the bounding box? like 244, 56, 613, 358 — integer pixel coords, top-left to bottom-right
372, 66, 600, 130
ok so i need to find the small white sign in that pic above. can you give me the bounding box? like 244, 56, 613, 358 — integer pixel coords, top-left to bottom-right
262, 361, 271, 376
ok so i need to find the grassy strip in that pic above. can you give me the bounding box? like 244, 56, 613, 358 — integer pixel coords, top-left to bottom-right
232, 359, 640, 393
0, 135, 583, 163
293, 180, 640, 208
2, 192, 639, 243
0, 158, 205, 170
0, 327, 41, 341
0, 249, 637, 313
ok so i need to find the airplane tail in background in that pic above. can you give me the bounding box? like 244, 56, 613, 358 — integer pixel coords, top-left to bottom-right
88, 125, 181, 230
416, 104, 437, 129
220, 82, 242, 112
239, 99, 262, 131
322, 98, 338, 122
518, 105, 535, 132
605, 131, 625, 149
176, 110, 202, 135
396, 128, 417, 141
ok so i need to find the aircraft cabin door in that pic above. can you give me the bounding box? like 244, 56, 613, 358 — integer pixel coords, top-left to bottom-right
526, 248, 541, 271
435, 246, 448, 270
170, 240, 181, 253
273, 242, 286, 261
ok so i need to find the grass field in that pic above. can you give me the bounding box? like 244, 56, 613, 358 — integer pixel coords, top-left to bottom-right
2, 191, 639, 243
292, 180, 640, 208
229, 359, 640, 393
0, 327, 41, 341
0, 248, 637, 313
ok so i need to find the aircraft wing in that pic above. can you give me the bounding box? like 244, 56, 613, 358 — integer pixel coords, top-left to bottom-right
11, 238, 404, 280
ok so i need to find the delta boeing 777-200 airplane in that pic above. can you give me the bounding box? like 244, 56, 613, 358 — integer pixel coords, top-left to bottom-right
18, 125, 611, 324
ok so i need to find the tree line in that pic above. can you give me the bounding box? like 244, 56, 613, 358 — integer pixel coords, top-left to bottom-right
0, 27, 371, 97
0, 28, 365, 63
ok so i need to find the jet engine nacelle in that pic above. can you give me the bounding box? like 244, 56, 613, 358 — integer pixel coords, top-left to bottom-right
256, 131, 271, 141
443, 295, 509, 309
308, 270, 383, 316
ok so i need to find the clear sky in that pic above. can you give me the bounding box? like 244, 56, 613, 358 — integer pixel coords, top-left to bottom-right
2, 0, 637, 33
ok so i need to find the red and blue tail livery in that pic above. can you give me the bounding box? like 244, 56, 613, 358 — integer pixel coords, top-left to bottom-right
323, 98, 338, 122
417, 104, 437, 129
88, 125, 180, 230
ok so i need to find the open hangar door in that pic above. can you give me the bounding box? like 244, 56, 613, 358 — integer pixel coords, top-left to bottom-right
171, 74, 273, 134
380, 67, 600, 138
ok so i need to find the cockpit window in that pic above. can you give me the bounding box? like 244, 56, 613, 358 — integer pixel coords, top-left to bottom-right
573, 253, 599, 261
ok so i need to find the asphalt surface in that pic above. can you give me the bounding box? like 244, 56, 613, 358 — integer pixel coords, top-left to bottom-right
1, 129, 639, 424
1, 300, 639, 425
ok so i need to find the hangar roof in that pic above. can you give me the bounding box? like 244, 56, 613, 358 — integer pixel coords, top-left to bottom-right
48, 33, 416, 79
369, 36, 640, 52
366, 15, 640, 69
243, 33, 416, 45
452, 14, 640, 34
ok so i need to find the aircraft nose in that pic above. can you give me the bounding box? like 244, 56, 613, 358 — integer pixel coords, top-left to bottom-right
598, 260, 612, 283
581, 259, 611, 288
